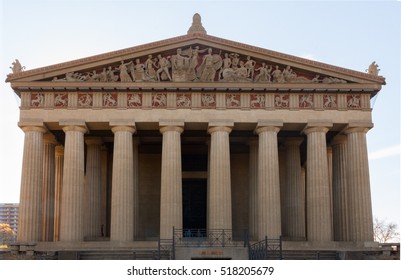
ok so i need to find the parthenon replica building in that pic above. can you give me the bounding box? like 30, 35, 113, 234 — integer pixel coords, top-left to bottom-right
6, 14, 386, 260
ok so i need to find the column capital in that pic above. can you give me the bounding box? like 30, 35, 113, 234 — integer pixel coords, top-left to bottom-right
43, 133, 59, 145
285, 137, 304, 147
55, 145, 64, 156
303, 126, 330, 135
85, 137, 103, 145
20, 125, 47, 134
344, 127, 370, 134
255, 126, 280, 135
331, 134, 347, 145
62, 125, 88, 134
160, 126, 184, 134
208, 126, 232, 134
111, 126, 136, 134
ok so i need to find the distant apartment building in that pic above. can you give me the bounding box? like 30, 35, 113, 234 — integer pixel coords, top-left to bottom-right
0, 203, 19, 240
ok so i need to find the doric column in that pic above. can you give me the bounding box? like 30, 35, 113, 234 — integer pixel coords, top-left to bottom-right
159, 120, 184, 239
17, 124, 46, 242
331, 135, 349, 241
255, 120, 282, 240
110, 123, 135, 242
84, 137, 103, 239
284, 137, 305, 240
53, 145, 64, 241
304, 122, 333, 241
248, 138, 258, 240
42, 133, 58, 241
207, 120, 233, 231
59, 124, 87, 242
133, 137, 140, 239
345, 123, 374, 241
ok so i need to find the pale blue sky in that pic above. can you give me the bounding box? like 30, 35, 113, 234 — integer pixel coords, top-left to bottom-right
1, 0, 400, 228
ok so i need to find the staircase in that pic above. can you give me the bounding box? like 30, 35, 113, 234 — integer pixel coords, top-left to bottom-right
78, 250, 159, 260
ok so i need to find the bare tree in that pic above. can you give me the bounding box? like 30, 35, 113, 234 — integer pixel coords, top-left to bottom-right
373, 217, 400, 243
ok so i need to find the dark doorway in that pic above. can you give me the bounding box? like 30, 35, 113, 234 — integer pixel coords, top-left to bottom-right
183, 179, 207, 233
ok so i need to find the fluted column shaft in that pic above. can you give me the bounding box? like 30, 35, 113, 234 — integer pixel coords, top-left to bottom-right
160, 125, 183, 239
42, 134, 57, 241
284, 138, 305, 239
208, 126, 232, 231
248, 139, 258, 240
256, 125, 281, 240
345, 127, 373, 241
17, 126, 46, 242
59, 125, 87, 242
53, 145, 64, 241
331, 135, 349, 241
110, 126, 135, 242
133, 138, 139, 239
84, 137, 103, 238
304, 126, 332, 241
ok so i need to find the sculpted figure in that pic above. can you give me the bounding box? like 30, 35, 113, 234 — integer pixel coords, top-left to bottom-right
156, 55, 172, 81
219, 53, 232, 80
85, 70, 100, 82
230, 53, 240, 70
366, 61, 380, 76
274, 95, 289, 107
145, 55, 157, 81
131, 59, 147, 82
171, 48, 189, 81
254, 63, 271, 82
235, 61, 249, 82
118, 61, 133, 82
299, 94, 313, 107
244, 56, 256, 80
10, 59, 25, 73
272, 65, 285, 83
99, 68, 108, 82
106, 66, 119, 82
198, 48, 222, 82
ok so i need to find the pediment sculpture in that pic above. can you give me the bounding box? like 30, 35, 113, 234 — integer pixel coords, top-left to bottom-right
51, 46, 347, 84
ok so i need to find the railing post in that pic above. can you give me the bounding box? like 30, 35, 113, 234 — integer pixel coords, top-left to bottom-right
279, 236, 283, 260
157, 237, 161, 260
222, 229, 225, 247
265, 236, 268, 260
172, 226, 175, 260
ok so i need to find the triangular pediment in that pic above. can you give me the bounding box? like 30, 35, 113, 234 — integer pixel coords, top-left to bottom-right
6, 33, 385, 90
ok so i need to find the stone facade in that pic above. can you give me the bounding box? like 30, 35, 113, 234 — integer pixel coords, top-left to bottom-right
6, 14, 385, 259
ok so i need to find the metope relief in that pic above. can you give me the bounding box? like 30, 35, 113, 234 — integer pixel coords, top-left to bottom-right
226, 93, 241, 108
152, 93, 167, 108
250, 94, 265, 108
201, 93, 216, 108
274, 94, 289, 108
54, 93, 68, 107
127, 93, 142, 108
176, 94, 191, 108
347, 94, 361, 109
323, 94, 337, 109
78, 93, 93, 107
299, 94, 313, 108
50, 45, 349, 85
103, 93, 117, 107
31, 93, 44, 107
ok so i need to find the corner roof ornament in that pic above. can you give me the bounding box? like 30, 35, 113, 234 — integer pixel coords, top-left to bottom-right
187, 13, 207, 35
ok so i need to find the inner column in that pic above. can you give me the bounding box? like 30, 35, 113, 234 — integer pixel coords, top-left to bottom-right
207, 120, 233, 232
255, 121, 282, 240
110, 123, 135, 242
159, 120, 184, 239
304, 122, 333, 242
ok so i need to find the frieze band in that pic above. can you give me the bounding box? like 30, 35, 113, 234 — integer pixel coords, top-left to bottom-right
26, 92, 367, 110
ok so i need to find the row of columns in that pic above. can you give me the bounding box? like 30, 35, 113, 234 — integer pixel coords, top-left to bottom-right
17, 120, 374, 243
